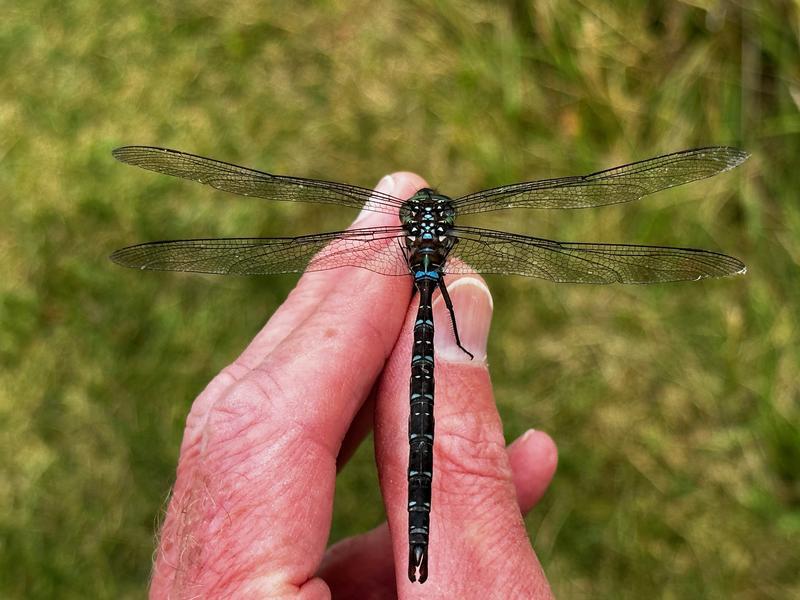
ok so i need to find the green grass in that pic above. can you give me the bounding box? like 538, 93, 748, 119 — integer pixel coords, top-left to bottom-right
1, 1, 799, 597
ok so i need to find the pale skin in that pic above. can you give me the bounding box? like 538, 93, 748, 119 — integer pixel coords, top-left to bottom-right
149, 172, 558, 599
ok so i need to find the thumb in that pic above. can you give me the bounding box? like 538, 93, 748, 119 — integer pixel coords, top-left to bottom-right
374, 276, 552, 597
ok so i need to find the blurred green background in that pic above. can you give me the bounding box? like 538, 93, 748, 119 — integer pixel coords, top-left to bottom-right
1, 1, 798, 598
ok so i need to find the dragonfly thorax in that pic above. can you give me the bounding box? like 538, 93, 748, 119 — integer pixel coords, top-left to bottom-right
400, 188, 456, 243
400, 189, 457, 280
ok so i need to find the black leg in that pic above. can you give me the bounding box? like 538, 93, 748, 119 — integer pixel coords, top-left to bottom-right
437, 277, 474, 360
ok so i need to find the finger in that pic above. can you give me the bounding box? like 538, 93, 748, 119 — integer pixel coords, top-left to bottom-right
151, 173, 427, 597
374, 276, 553, 595
177, 172, 425, 460
507, 429, 558, 513
318, 523, 396, 599
232, 175, 429, 441
336, 388, 376, 471
232, 173, 408, 370
319, 429, 558, 595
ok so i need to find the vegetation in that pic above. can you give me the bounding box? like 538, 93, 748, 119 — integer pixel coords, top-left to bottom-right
1, 1, 798, 597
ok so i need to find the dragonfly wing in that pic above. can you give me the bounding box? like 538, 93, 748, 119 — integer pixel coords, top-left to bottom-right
446, 226, 745, 283
110, 226, 410, 276
112, 146, 405, 215
452, 147, 748, 215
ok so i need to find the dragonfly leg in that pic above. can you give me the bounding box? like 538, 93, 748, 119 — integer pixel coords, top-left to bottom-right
437, 277, 474, 360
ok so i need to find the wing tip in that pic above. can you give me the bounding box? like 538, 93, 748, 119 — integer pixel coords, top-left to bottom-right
677, 146, 749, 173
701, 254, 746, 280
709, 257, 746, 280
721, 146, 750, 169
111, 146, 132, 163
112, 145, 176, 164
700, 146, 750, 171
108, 247, 139, 269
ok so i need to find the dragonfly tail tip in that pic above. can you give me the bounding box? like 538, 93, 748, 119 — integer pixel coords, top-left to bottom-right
409, 544, 428, 583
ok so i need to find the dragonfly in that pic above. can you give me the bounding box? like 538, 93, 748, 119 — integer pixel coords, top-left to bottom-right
111, 145, 747, 583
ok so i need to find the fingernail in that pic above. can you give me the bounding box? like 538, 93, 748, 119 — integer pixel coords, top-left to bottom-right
507, 428, 536, 453
434, 277, 493, 362
376, 174, 395, 194
353, 174, 395, 227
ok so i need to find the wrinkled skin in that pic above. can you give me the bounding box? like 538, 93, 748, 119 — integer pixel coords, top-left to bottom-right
149, 172, 557, 599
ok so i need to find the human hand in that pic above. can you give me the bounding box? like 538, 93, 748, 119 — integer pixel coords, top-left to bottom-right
149, 172, 558, 599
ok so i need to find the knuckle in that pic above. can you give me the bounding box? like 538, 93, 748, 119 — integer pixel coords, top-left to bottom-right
203, 371, 282, 446
434, 410, 512, 495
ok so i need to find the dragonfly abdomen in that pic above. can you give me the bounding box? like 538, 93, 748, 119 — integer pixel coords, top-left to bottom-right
407, 276, 437, 583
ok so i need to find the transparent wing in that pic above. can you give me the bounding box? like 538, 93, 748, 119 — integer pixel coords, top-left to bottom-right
452, 147, 748, 215
446, 226, 745, 283
112, 146, 406, 215
110, 226, 411, 276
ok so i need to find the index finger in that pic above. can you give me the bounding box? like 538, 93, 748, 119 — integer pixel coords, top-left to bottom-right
152, 173, 430, 597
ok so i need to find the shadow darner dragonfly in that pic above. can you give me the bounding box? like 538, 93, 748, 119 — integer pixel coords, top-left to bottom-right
111, 145, 747, 584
